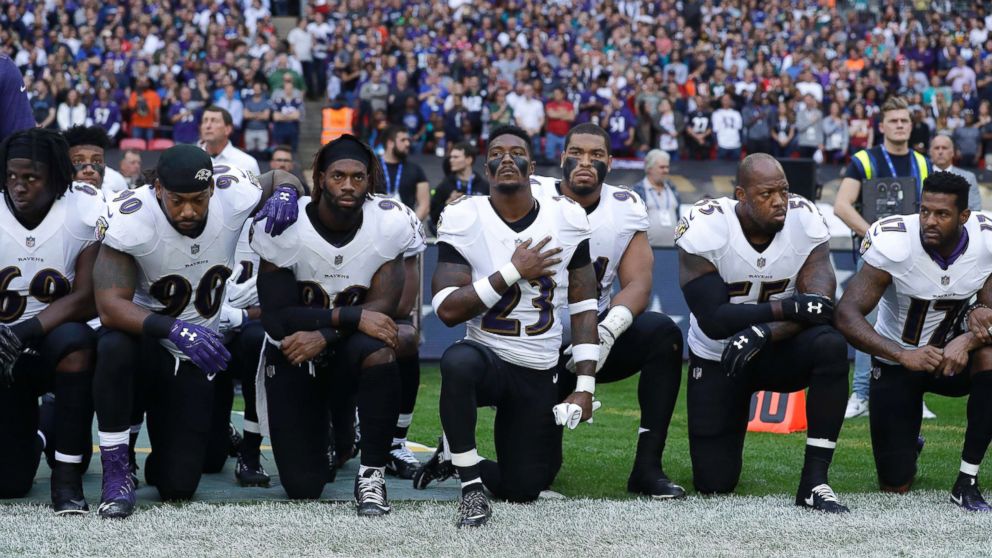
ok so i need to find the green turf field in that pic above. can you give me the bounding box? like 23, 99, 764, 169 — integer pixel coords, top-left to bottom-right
405, 364, 985, 498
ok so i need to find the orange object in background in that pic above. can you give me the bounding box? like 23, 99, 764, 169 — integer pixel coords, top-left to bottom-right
321, 106, 355, 145
747, 390, 807, 433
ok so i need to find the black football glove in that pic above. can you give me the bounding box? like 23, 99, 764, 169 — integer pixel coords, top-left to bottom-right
721, 324, 771, 377
781, 293, 834, 325
0, 325, 24, 387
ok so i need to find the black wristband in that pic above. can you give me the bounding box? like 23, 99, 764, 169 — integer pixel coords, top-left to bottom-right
142, 313, 177, 338
318, 328, 340, 344
10, 317, 43, 344
336, 306, 362, 330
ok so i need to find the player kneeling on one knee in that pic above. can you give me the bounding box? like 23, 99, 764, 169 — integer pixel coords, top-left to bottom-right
676, 153, 849, 512
530, 123, 686, 498
0, 129, 104, 515
421, 125, 600, 528
92, 145, 303, 517
837, 171, 992, 512
253, 134, 421, 516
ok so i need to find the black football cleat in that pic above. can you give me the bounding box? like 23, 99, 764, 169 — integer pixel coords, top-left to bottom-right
51, 462, 88, 516
456, 488, 492, 528
354, 468, 391, 517
627, 468, 686, 499
386, 443, 421, 480
951, 475, 992, 512
796, 483, 850, 513
227, 422, 244, 458
412, 436, 455, 490
235, 450, 271, 487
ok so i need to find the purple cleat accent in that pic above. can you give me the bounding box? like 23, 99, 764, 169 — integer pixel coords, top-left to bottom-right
951, 475, 992, 512
98, 444, 136, 519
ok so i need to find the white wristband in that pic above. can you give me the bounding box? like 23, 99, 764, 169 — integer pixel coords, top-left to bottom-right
499, 262, 522, 285
431, 286, 459, 311
575, 375, 596, 394
569, 299, 599, 315
601, 305, 634, 339
473, 276, 502, 308
571, 343, 600, 364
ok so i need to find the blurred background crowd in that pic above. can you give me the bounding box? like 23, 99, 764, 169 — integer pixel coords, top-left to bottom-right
2, 0, 991, 168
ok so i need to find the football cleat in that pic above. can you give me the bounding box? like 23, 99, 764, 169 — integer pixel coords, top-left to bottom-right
456, 488, 492, 528
796, 483, 849, 513
951, 475, 992, 512
98, 444, 135, 519
228, 422, 244, 458
386, 443, 421, 480
412, 436, 455, 490
627, 468, 686, 499
922, 401, 936, 420
354, 468, 391, 517
916, 436, 926, 457
51, 462, 88, 516
235, 450, 271, 487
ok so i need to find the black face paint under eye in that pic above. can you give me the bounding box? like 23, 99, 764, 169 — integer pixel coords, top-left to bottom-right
562, 157, 608, 185
487, 154, 530, 179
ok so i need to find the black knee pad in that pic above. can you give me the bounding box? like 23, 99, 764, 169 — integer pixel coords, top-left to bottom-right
41, 322, 97, 371
875, 451, 917, 489
440, 342, 488, 383
807, 327, 848, 370
281, 474, 326, 500
96, 330, 140, 373
343, 332, 391, 369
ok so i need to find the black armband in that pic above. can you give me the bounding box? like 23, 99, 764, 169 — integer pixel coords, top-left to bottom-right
437, 241, 469, 266
142, 313, 176, 339
10, 317, 43, 344
337, 306, 362, 329
682, 272, 776, 340
567, 238, 591, 270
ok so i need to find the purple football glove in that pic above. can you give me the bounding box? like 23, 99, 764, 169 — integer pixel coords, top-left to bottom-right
254, 185, 298, 236
167, 320, 231, 375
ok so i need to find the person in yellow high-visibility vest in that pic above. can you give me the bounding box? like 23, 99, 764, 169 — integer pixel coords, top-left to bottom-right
833, 96, 933, 422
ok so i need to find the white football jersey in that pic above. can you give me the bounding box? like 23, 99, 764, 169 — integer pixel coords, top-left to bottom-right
437, 194, 592, 370
251, 195, 422, 308
399, 201, 427, 259
862, 213, 992, 363
676, 195, 830, 360
101, 167, 261, 358
0, 182, 104, 325
531, 177, 649, 313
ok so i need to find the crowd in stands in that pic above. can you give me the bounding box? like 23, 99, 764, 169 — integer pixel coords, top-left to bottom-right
3, 0, 992, 168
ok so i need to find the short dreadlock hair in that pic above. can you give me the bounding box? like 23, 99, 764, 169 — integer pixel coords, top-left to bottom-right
0, 128, 75, 198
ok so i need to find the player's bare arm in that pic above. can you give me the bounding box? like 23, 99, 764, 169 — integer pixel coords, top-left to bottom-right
394, 256, 420, 319
92, 243, 149, 334
33, 243, 98, 332
966, 273, 992, 345
612, 231, 652, 316
565, 260, 599, 420
432, 236, 561, 327
833, 177, 870, 237
836, 262, 943, 372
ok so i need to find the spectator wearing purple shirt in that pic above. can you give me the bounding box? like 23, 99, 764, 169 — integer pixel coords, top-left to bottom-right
86, 87, 122, 142
169, 86, 201, 145
0, 53, 35, 142
604, 95, 636, 157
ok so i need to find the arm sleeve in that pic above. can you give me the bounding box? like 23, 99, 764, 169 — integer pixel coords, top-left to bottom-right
682, 271, 777, 339
257, 267, 354, 340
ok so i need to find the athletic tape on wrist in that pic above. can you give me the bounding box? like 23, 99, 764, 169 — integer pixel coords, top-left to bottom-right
601, 305, 634, 338
431, 286, 459, 311
499, 262, 522, 285
473, 276, 502, 307
569, 299, 598, 315
575, 375, 596, 394
571, 343, 599, 364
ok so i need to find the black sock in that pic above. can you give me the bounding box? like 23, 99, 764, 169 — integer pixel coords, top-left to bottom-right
243, 431, 263, 456
54, 370, 93, 459
963, 372, 992, 467
800, 444, 835, 488
459, 463, 482, 494
633, 430, 666, 473
394, 353, 420, 441
356, 362, 400, 468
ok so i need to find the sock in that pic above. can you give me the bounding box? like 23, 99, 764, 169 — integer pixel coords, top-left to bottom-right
959, 460, 980, 482
460, 466, 482, 494
99, 430, 129, 447
395, 353, 420, 440
54, 370, 93, 461
633, 428, 665, 472
129, 424, 141, 454
356, 362, 400, 468
800, 439, 836, 488
963, 372, 992, 468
